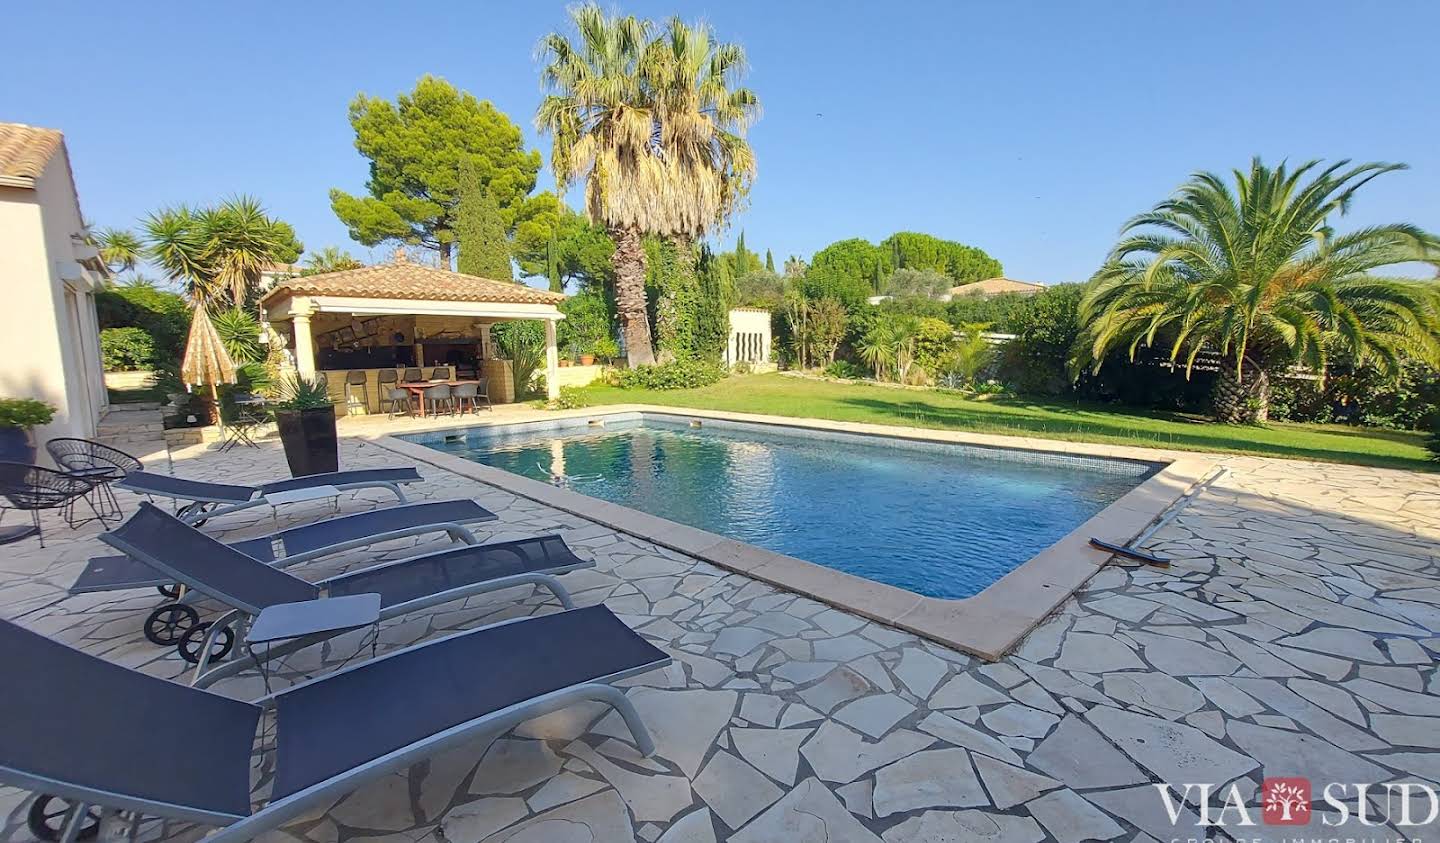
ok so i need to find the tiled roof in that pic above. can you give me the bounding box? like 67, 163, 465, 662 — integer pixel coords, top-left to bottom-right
950, 277, 1047, 296
0, 122, 64, 186
260, 259, 566, 307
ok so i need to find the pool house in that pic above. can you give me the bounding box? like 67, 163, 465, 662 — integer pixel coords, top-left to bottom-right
258, 252, 567, 411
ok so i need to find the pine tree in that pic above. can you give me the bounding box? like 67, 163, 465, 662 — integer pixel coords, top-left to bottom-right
455, 160, 514, 280
765, 248, 775, 272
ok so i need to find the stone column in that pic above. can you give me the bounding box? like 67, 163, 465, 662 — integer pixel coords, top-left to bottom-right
292, 309, 317, 380
544, 318, 560, 400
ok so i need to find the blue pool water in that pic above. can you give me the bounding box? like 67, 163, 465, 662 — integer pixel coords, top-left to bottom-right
404, 417, 1154, 599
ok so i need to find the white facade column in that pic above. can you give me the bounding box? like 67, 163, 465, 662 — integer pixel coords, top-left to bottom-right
292, 310, 317, 380
544, 319, 560, 400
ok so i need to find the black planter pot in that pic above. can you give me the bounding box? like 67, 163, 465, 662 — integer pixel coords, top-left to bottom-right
274, 407, 339, 477
0, 427, 35, 464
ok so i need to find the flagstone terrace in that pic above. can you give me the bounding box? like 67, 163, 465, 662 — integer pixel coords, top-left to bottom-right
1, 425, 1437, 842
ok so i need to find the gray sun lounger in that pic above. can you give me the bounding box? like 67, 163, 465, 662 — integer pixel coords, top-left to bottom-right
71, 498, 499, 596
116, 467, 424, 524
98, 503, 596, 688
0, 605, 667, 843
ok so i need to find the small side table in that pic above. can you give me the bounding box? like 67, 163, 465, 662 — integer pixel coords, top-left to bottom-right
246, 593, 383, 692
260, 484, 342, 528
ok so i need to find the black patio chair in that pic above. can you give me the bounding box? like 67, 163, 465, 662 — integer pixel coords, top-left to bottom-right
0, 462, 102, 546
45, 438, 143, 522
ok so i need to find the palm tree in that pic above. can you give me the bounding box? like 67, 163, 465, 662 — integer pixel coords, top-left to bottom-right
143, 197, 301, 400
536, 5, 661, 366
95, 228, 144, 273
145, 196, 298, 307
303, 245, 364, 276
1079, 159, 1440, 423
858, 322, 897, 381
890, 316, 923, 384
642, 15, 760, 243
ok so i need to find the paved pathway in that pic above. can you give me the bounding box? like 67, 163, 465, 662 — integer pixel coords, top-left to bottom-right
1, 437, 1437, 842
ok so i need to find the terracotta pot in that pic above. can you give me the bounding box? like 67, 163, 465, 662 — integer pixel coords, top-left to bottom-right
579, 354, 595, 366
558, 359, 572, 367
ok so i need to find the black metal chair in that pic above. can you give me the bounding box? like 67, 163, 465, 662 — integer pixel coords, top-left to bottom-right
218, 394, 269, 452
0, 462, 102, 546
44, 439, 142, 523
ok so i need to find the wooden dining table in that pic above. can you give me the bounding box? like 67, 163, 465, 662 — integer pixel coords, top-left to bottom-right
396, 380, 480, 418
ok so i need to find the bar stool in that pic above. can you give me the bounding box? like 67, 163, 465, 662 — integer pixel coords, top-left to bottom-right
423, 383, 453, 416
344, 370, 368, 413
428, 366, 452, 381
402, 367, 424, 383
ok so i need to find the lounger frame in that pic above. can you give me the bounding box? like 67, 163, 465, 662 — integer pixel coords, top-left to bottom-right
9, 616, 664, 843
96, 526, 593, 688
117, 469, 421, 526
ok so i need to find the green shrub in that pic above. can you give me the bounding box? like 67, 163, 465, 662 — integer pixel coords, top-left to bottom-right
823, 360, 864, 379
558, 289, 612, 359
0, 398, 57, 429
100, 327, 157, 370
613, 360, 725, 390
1429, 419, 1440, 463
493, 321, 546, 399
1270, 363, 1440, 430
549, 386, 590, 410
591, 336, 621, 363
96, 279, 191, 363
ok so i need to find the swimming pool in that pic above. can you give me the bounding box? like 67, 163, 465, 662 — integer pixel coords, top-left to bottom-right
403, 416, 1157, 599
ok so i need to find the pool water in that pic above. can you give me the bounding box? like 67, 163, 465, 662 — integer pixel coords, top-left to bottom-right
405, 417, 1154, 599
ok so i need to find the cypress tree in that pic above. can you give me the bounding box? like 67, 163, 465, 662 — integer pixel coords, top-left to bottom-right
765, 248, 775, 272
455, 160, 514, 281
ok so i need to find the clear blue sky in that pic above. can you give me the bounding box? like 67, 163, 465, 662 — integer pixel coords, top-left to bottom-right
4, 1, 1437, 286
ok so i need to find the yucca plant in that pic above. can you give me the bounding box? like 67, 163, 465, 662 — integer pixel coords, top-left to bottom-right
1078, 159, 1440, 423
271, 374, 332, 411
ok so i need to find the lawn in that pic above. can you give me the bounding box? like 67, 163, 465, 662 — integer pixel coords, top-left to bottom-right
577, 373, 1436, 471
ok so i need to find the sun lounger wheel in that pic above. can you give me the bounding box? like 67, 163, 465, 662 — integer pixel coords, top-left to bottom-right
175, 501, 212, 527
142, 604, 200, 646
178, 621, 233, 664
27, 795, 101, 842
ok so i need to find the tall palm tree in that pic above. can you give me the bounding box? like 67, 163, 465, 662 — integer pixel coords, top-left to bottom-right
1078, 159, 1440, 423
145, 196, 298, 307
536, 5, 661, 366
642, 16, 760, 243
144, 197, 301, 397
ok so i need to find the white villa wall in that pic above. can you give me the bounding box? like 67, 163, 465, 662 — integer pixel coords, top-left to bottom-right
0, 151, 107, 452
725, 308, 773, 370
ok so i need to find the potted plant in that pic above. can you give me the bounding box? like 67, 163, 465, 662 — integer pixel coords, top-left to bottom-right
271, 374, 338, 476
0, 399, 56, 463
591, 337, 620, 366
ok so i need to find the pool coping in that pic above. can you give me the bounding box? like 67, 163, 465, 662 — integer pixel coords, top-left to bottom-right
358, 406, 1217, 660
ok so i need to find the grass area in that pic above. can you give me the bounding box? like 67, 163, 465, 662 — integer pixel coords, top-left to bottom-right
577, 373, 1436, 471
107, 384, 167, 404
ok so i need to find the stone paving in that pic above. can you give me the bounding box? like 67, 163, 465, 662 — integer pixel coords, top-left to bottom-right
2, 435, 1439, 843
